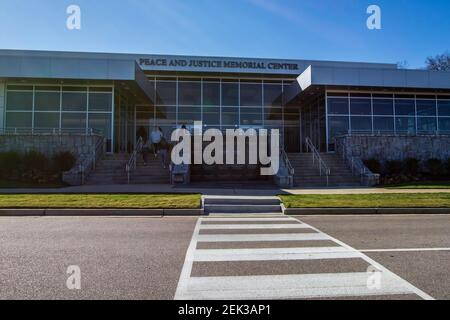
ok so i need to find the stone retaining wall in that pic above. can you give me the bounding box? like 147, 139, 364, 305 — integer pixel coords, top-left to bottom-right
336, 135, 450, 162
0, 134, 103, 158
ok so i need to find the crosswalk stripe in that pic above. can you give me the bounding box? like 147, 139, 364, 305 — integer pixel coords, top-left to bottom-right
194, 247, 361, 262
199, 224, 309, 230
202, 217, 296, 222
180, 272, 412, 300
196, 233, 331, 242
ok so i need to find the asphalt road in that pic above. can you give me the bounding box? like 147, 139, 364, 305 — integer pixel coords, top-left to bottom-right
1, 214, 450, 300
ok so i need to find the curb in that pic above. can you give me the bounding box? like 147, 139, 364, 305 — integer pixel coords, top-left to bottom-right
284, 208, 450, 215
0, 208, 205, 217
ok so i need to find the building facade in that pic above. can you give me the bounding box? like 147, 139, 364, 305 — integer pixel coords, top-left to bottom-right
1, 50, 450, 185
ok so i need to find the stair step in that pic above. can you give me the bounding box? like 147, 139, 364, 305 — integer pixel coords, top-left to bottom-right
204, 204, 282, 214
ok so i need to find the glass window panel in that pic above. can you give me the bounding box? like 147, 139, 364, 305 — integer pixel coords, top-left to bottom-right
7, 85, 33, 91
62, 92, 87, 112
240, 108, 263, 126
156, 106, 176, 121
350, 98, 371, 115
327, 98, 349, 115
328, 116, 349, 142
417, 117, 437, 134
373, 98, 394, 115
35, 91, 60, 111
203, 82, 220, 106
89, 113, 112, 137
395, 117, 416, 134
395, 99, 415, 116
222, 107, 239, 125
438, 118, 450, 134
416, 100, 436, 116
240, 83, 262, 107
264, 108, 283, 121
438, 100, 450, 116
264, 84, 282, 107
222, 83, 239, 106
178, 82, 201, 105
6, 91, 33, 111
351, 116, 372, 133
34, 112, 60, 130
178, 106, 201, 123
5, 112, 32, 128
156, 81, 176, 105
89, 87, 113, 93
62, 113, 86, 130
89, 113, 112, 152
89, 93, 112, 111
203, 106, 220, 125
373, 116, 395, 133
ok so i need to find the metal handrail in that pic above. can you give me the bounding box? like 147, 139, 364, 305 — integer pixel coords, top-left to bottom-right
305, 137, 331, 186
335, 137, 373, 185
79, 136, 106, 185
280, 148, 295, 176
125, 137, 144, 184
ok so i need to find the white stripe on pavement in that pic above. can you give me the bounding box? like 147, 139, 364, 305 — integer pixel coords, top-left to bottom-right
292, 218, 435, 300
179, 272, 412, 300
360, 247, 450, 253
199, 224, 309, 230
194, 247, 361, 262
202, 217, 296, 222
196, 233, 331, 242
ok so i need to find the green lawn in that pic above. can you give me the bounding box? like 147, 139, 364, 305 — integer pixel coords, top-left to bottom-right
385, 181, 450, 189
279, 193, 450, 208
0, 194, 201, 209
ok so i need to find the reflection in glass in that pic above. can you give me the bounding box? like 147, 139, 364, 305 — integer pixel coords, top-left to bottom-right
395, 117, 416, 134
34, 112, 60, 129
203, 82, 220, 106
328, 98, 349, 115
416, 100, 436, 116
350, 98, 371, 115
35, 91, 60, 111
350, 116, 372, 133
178, 82, 201, 105
373, 116, 394, 133
240, 83, 262, 106
395, 99, 415, 116
373, 98, 394, 115
417, 117, 437, 134
222, 83, 239, 106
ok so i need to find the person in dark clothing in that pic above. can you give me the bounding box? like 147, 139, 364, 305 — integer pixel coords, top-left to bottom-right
137, 126, 147, 142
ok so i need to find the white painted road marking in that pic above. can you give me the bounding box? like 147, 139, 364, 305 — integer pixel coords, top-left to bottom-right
200, 223, 309, 230
194, 247, 361, 262
197, 233, 331, 242
182, 272, 412, 300
175, 215, 435, 300
360, 247, 450, 253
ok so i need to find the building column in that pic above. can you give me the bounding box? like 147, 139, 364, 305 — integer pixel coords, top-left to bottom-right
0, 80, 5, 131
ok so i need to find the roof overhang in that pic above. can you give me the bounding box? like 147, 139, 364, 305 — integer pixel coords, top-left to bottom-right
285, 65, 450, 105
0, 53, 155, 104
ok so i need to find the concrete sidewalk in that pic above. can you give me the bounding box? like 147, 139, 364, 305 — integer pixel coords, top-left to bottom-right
1, 184, 450, 195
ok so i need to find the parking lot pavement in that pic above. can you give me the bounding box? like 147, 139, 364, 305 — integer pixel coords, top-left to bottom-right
0, 216, 197, 300
298, 215, 450, 300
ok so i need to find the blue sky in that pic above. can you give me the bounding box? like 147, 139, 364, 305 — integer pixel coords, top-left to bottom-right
0, 0, 448, 68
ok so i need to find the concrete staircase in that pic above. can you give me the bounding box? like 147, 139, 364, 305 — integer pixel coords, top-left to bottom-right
288, 153, 361, 188
86, 153, 170, 185
204, 196, 283, 215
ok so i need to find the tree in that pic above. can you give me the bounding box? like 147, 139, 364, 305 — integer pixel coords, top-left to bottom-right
426, 51, 450, 71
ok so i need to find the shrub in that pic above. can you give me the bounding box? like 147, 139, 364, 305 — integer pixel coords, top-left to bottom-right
23, 151, 50, 173
363, 159, 381, 174
385, 160, 403, 175
404, 158, 420, 175
0, 151, 22, 178
52, 151, 77, 173
425, 158, 443, 176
